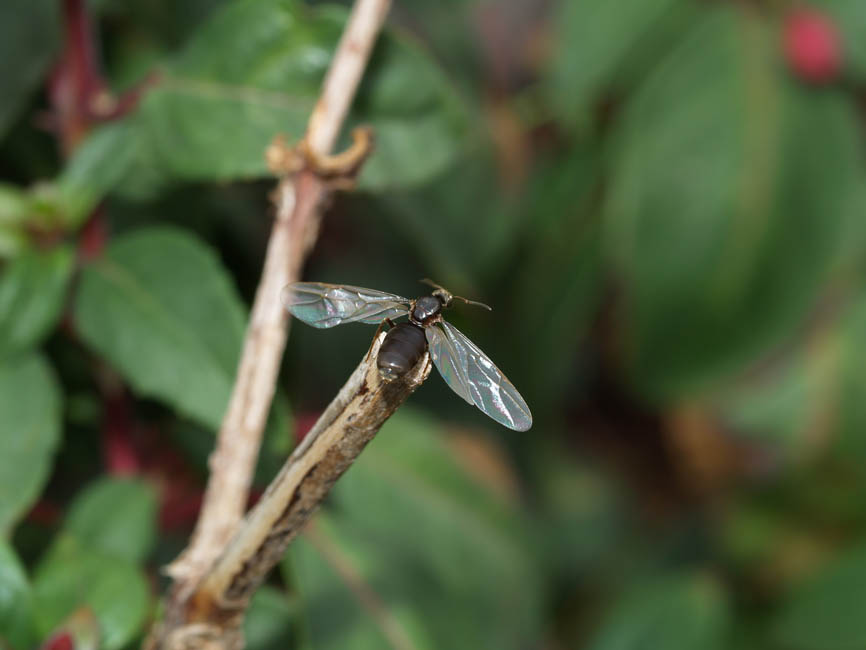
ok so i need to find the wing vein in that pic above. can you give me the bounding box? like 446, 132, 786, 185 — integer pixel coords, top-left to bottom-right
282, 282, 410, 328
429, 321, 532, 431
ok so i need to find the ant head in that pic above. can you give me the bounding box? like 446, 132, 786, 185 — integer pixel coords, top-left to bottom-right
419, 278, 492, 312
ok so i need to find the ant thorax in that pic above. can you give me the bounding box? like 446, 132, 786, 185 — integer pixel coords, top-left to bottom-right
410, 295, 443, 325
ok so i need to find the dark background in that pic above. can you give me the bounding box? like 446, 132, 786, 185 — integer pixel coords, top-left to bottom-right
2, 0, 866, 648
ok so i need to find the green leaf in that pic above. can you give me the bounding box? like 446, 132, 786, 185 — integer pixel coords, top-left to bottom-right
0, 184, 39, 257
0, 353, 62, 534
772, 541, 866, 650
88, 0, 231, 48
0, 0, 60, 138
166, 391, 292, 486
509, 148, 603, 415
57, 122, 143, 227
706, 272, 866, 482
32, 480, 158, 647
832, 295, 866, 459
704, 312, 841, 459
0, 246, 74, 361
0, 184, 31, 226
532, 445, 629, 582
284, 410, 543, 650
587, 574, 731, 650
128, 0, 465, 190
605, 6, 865, 400
74, 226, 247, 429
244, 587, 293, 650
0, 541, 35, 650
349, 16, 467, 190
63, 478, 158, 563
33, 537, 150, 650
0, 230, 28, 259
378, 151, 508, 286
377, 0, 479, 87
549, 0, 698, 124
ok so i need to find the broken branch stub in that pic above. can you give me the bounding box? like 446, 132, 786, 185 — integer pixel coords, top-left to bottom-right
188, 332, 432, 625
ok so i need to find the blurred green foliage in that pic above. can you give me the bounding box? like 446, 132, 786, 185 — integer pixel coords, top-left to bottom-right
75, 227, 249, 429
287, 411, 543, 649
0, 0, 60, 139
1, 0, 866, 648
0, 354, 61, 535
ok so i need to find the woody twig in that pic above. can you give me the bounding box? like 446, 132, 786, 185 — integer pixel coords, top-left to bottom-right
148, 0, 394, 646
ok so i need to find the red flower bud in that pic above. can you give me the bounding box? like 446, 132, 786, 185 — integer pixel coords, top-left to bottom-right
783, 8, 842, 84
41, 632, 74, 650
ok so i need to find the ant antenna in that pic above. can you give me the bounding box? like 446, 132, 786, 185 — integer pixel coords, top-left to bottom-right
419, 278, 493, 311
420, 278, 447, 293
454, 295, 493, 311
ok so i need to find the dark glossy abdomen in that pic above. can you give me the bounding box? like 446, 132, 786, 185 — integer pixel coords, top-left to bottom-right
378, 322, 427, 381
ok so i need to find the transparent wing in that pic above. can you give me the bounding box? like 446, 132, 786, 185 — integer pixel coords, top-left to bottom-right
282, 282, 410, 328
426, 321, 533, 431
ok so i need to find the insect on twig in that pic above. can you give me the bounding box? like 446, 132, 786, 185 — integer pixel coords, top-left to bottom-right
283, 280, 532, 431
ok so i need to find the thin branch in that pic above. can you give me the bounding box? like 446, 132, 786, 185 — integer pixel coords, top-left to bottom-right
167, 0, 393, 592
306, 0, 391, 155
153, 334, 432, 649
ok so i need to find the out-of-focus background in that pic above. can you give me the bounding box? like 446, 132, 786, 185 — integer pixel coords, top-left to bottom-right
2, 0, 866, 648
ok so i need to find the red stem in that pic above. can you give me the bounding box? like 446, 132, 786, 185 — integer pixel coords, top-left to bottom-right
50, 0, 106, 154
79, 206, 108, 260
102, 386, 140, 475
64, 0, 104, 101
